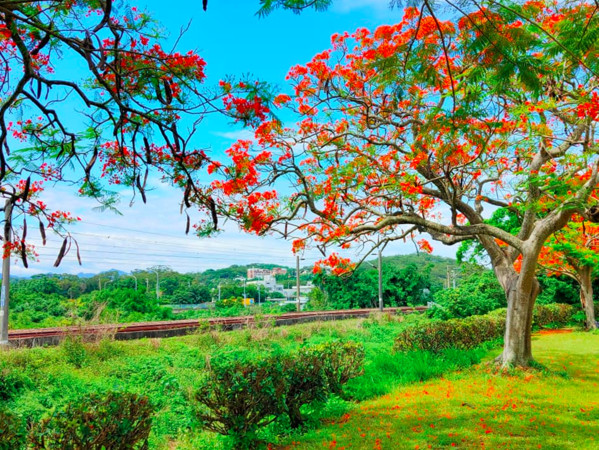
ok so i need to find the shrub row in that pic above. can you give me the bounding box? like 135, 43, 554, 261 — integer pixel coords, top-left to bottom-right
533, 303, 574, 328
195, 341, 365, 449
1, 392, 152, 450
395, 304, 575, 353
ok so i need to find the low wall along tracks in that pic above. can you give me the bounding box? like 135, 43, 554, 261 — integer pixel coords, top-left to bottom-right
7, 306, 427, 347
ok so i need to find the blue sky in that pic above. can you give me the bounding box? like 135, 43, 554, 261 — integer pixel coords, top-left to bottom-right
18, 0, 456, 276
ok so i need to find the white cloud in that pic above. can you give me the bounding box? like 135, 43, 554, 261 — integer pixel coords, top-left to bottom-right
212, 129, 256, 141
332, 0, 394, 13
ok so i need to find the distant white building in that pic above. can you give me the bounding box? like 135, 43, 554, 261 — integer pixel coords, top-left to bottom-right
247, 277, 314, 302
247, 267, 287, 279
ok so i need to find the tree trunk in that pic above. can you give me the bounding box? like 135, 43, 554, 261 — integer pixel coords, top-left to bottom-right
286, 400, 303, 429
578, 267, 598, 330
494, 267, 539, 368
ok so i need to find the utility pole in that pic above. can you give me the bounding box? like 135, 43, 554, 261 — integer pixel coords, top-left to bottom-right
446, 265, 451, 289
127, 274, 138, 290
153, 270, 160, 302
296, 255, 301, 312
218, 284, 221, 303
156, 274, 159, 301
377, 247, 383, 312
258, 284, 261, 305
0, 198, 13, 346
145, 277, 149, 293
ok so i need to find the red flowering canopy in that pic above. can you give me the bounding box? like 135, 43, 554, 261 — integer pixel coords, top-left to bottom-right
211, 0, 599, 366
0, 0, 270, 265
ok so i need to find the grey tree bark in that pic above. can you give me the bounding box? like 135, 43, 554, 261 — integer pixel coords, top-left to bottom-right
578, 266, 598, 331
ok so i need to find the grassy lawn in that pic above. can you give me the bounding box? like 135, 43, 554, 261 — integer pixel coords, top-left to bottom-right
281, 331, 599, 449
4, 314, 461, 449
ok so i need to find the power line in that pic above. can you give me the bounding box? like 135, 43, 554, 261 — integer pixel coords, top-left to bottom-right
68, 231, 295, 255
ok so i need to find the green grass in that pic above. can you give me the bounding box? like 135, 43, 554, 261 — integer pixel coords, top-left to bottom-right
0, 313, 490, 449
6, 315, 590, 449
280, 331, 599, 449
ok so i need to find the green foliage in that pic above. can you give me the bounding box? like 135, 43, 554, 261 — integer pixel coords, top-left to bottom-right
379, 253, 456, 289
170, 285, 212, 304
0, 410, 25, 450
195, 342, 365, 447
396, 305, 575, 353
88, 289, 159, 314
305, 286, 328, 310
315, 262, 432, 309
257, 0, 333, 17
345, 346, 487, 401
0, 365, 30, 402
279, 303, 297, 313
281, 348, 329, 429
314, 341, 365, 399
0, 313, 490, 448
28, 392, 153, 450
533, 303, 574, 328
195, 352, 286, 449
395, 313, 506, 353
430, 267, 506, 319
537, 275, 579, 305
61, 336, 88, 369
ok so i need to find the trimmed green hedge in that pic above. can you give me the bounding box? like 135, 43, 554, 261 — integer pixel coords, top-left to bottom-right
394, 304, 575, 353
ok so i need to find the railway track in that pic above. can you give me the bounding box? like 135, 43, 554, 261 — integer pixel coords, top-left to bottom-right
7, 306, 427, 347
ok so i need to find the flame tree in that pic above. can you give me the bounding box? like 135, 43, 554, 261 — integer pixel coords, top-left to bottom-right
0, 0, 272, 343
0, 0, 270, 263
539, 218, 599, 330
210, 1, 599, 367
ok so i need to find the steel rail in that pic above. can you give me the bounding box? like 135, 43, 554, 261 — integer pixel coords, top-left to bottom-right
8, 306, 427, 344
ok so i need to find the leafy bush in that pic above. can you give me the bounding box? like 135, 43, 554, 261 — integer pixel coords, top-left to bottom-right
395, 313, 506, 353
0, 365, 30, 402
533, 303, 574, 328
280, 303, 297, 313
536, 275, 579, 305
195, 352, 286, 449
0, 410, 25, 450
396, 305, 574, 353
314, 342, 365, 399
281, 349, 328, 428
195, 342, 365, 446
29, 392, 153, 450
61, 335, 88, 368
430, 269, 506, 319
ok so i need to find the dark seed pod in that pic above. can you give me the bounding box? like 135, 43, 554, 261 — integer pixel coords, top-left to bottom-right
163, 79, 173, 104
75, 241, 82, 265
183, 183, 191, 208
144, 137, 152, 164
154, 81, 165, 104
20, 241, 28, 268
39, 221, 46, 245
21, 177, 30, 201
53, 238, 68, 267
208, 196, 218, 230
